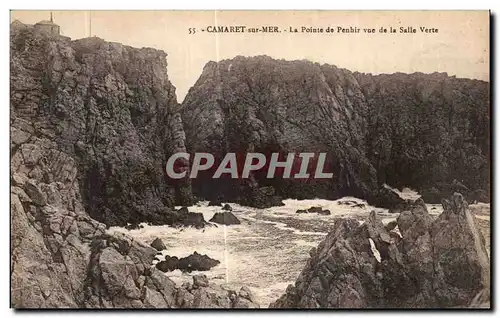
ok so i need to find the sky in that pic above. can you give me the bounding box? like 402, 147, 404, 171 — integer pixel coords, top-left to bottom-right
10, 10, 490, 102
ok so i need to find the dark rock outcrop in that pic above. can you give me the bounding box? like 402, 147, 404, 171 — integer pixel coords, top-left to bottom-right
156, 252, 220, 273
420, 180, 476, 204
222, 204, 233, 211
150, 238, 167, 251
209, 212, 241, 225
469, 189, 490, 203
10, 23, 193, 227
270, 193, 490, 308
181, 56, 489, 208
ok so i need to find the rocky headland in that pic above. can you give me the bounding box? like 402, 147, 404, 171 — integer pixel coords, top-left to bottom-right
10, 21, 490, 309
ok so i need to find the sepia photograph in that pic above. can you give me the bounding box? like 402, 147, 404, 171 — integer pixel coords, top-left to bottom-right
9, 10, 491, 309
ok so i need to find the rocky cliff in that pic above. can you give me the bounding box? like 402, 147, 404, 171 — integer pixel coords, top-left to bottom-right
270, 193, 490, 308
10, 23, 490, 309
181, 56, 490, 207
11, 25, 192, 227
11, 146, 258, 308
356, 72, 490, 201
10, 24, 259, 309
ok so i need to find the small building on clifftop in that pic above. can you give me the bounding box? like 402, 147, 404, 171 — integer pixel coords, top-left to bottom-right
34, 12, 60, 36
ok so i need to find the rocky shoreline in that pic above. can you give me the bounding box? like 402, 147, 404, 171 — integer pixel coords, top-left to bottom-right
10, 22, 490, 309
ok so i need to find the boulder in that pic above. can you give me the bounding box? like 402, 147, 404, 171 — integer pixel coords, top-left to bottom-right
317, 209, 331, 215
307, 207, 323, 213
419, 187, 443, 204
239, 186, 285, 209
171, 207, 208, 229
209, 212, 241, 225
387, 197, 426, 214
296, 207, 331, 215
150, 238, 167, 251
222, 204, 233, 211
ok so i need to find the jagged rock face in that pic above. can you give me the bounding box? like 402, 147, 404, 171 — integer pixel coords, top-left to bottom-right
182, 56, 489, 207
209, 212, 241, 225
10, 26, 192, 226
10, 137, 257, 308
182, 56, 377, 205
270, 193, 489, 308
356, 72, 490, 195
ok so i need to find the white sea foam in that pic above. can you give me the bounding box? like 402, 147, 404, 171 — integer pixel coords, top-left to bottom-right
109, 192, 476, 307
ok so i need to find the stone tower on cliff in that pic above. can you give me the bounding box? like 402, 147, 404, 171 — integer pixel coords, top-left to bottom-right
34, 12, 60, 36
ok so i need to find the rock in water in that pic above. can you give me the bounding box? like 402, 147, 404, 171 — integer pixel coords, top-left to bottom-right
177, 252, 221, 273
150, 238, 167, 251
296, 209, 308, 214
209, 212, 241, 225
270, 193, 489, 308
317, 209, 331, 215
222, 204, 233, 211
156, 255, 179, 272
419, 187, 442, 204
193, 275, 210, 288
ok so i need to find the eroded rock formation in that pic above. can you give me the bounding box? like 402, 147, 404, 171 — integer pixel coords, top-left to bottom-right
181, 56, 489, 208
11, 24, 192, 227
270, 193, 490, 308
10, 133, 257, 308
